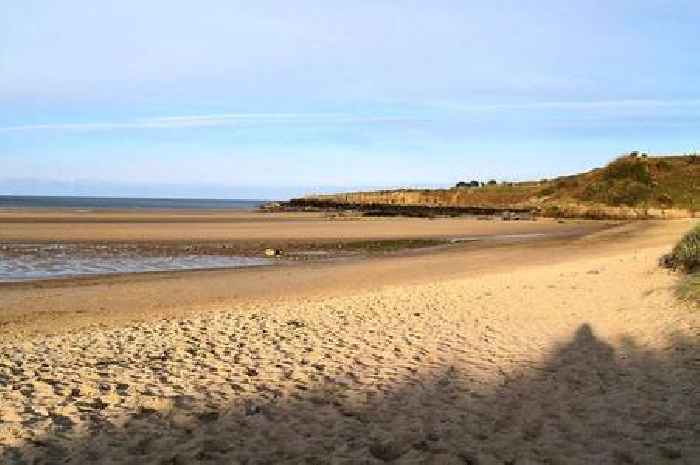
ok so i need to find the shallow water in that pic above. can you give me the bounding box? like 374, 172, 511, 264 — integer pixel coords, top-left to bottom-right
449, 232, 547, 243
0, 254, 272, 282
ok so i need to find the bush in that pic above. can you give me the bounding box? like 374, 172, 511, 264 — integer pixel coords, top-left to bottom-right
664, 224, 700, 273
606, 180, 653, 206
657, 193, 673, 206
555, 178, 579, 189
542, 205, 561, 217
580, 178, 653, 206
576, 157, 656, 206
538, 185, 556, 196
455, 180, 481, 188
603, 156, 651, 185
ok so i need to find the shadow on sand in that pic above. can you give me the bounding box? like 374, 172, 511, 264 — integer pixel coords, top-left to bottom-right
2, 324, 698, 465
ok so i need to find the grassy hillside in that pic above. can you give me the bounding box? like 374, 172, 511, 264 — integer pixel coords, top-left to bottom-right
301, 154, 700, 217
538, 154, 700, 210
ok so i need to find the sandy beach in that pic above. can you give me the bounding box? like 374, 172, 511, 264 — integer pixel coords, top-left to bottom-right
5, 1, 699, 463
1, 213, 698, 464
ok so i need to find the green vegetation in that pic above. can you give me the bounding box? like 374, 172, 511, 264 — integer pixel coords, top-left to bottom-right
578, 156, 654, 206
537, 154, 700, 210
453, 153, 700, 211
455, 180, 481, 188
666, 224, 700, 273
662, 223, 700, 304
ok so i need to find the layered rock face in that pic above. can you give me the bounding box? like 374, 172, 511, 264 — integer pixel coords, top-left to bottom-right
301, 188, 531, 208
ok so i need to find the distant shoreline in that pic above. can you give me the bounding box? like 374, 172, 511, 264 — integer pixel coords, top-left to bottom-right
0, 195, 270, 210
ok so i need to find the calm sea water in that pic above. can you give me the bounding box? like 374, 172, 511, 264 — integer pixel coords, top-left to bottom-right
0, 195, 268, 210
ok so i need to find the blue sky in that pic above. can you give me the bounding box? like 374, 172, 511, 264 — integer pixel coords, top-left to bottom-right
1, 1, 699, 199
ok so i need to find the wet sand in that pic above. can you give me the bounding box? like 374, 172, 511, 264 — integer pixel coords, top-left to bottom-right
0, 209, 599, 242
1, 212, 698, 464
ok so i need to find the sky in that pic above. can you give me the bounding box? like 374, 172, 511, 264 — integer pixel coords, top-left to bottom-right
1, 1, 699, 199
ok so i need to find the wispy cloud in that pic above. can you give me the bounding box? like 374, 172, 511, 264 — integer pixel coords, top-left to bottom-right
150, 113, 346, 122
429, 98, 700, 112
3, 99, 698, 133
0, 113, 421, 133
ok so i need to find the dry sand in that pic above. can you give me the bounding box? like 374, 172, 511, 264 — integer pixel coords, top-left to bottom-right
0, 216, 698, 464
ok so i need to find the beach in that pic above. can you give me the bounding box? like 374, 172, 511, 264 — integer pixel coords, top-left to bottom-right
0, 212, 698, 464
5, 0, 699, 462
0, 210, 611, 336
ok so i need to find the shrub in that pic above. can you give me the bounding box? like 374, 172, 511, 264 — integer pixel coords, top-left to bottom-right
556, 177, 579, 189
663, 224, 700, 304
538, 185, 556, 196
542, 205, 561, 217
576, 157, 656, 206
603, 156, 651, 185
606, 180, 653, 206
657, 193, 673, 206
581, 182, 603, 198
664, 224, 700, 273
580, 178, 652, 206
455, 180, 481, 188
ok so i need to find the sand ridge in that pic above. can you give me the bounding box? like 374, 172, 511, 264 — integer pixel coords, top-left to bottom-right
1, 221, 698, 464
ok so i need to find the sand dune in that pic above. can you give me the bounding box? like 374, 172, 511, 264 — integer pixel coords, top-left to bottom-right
1, 220, 698, 464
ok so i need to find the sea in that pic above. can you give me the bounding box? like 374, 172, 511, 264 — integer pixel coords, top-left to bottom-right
0, 195, 268, 210
0, 195, 274, 282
